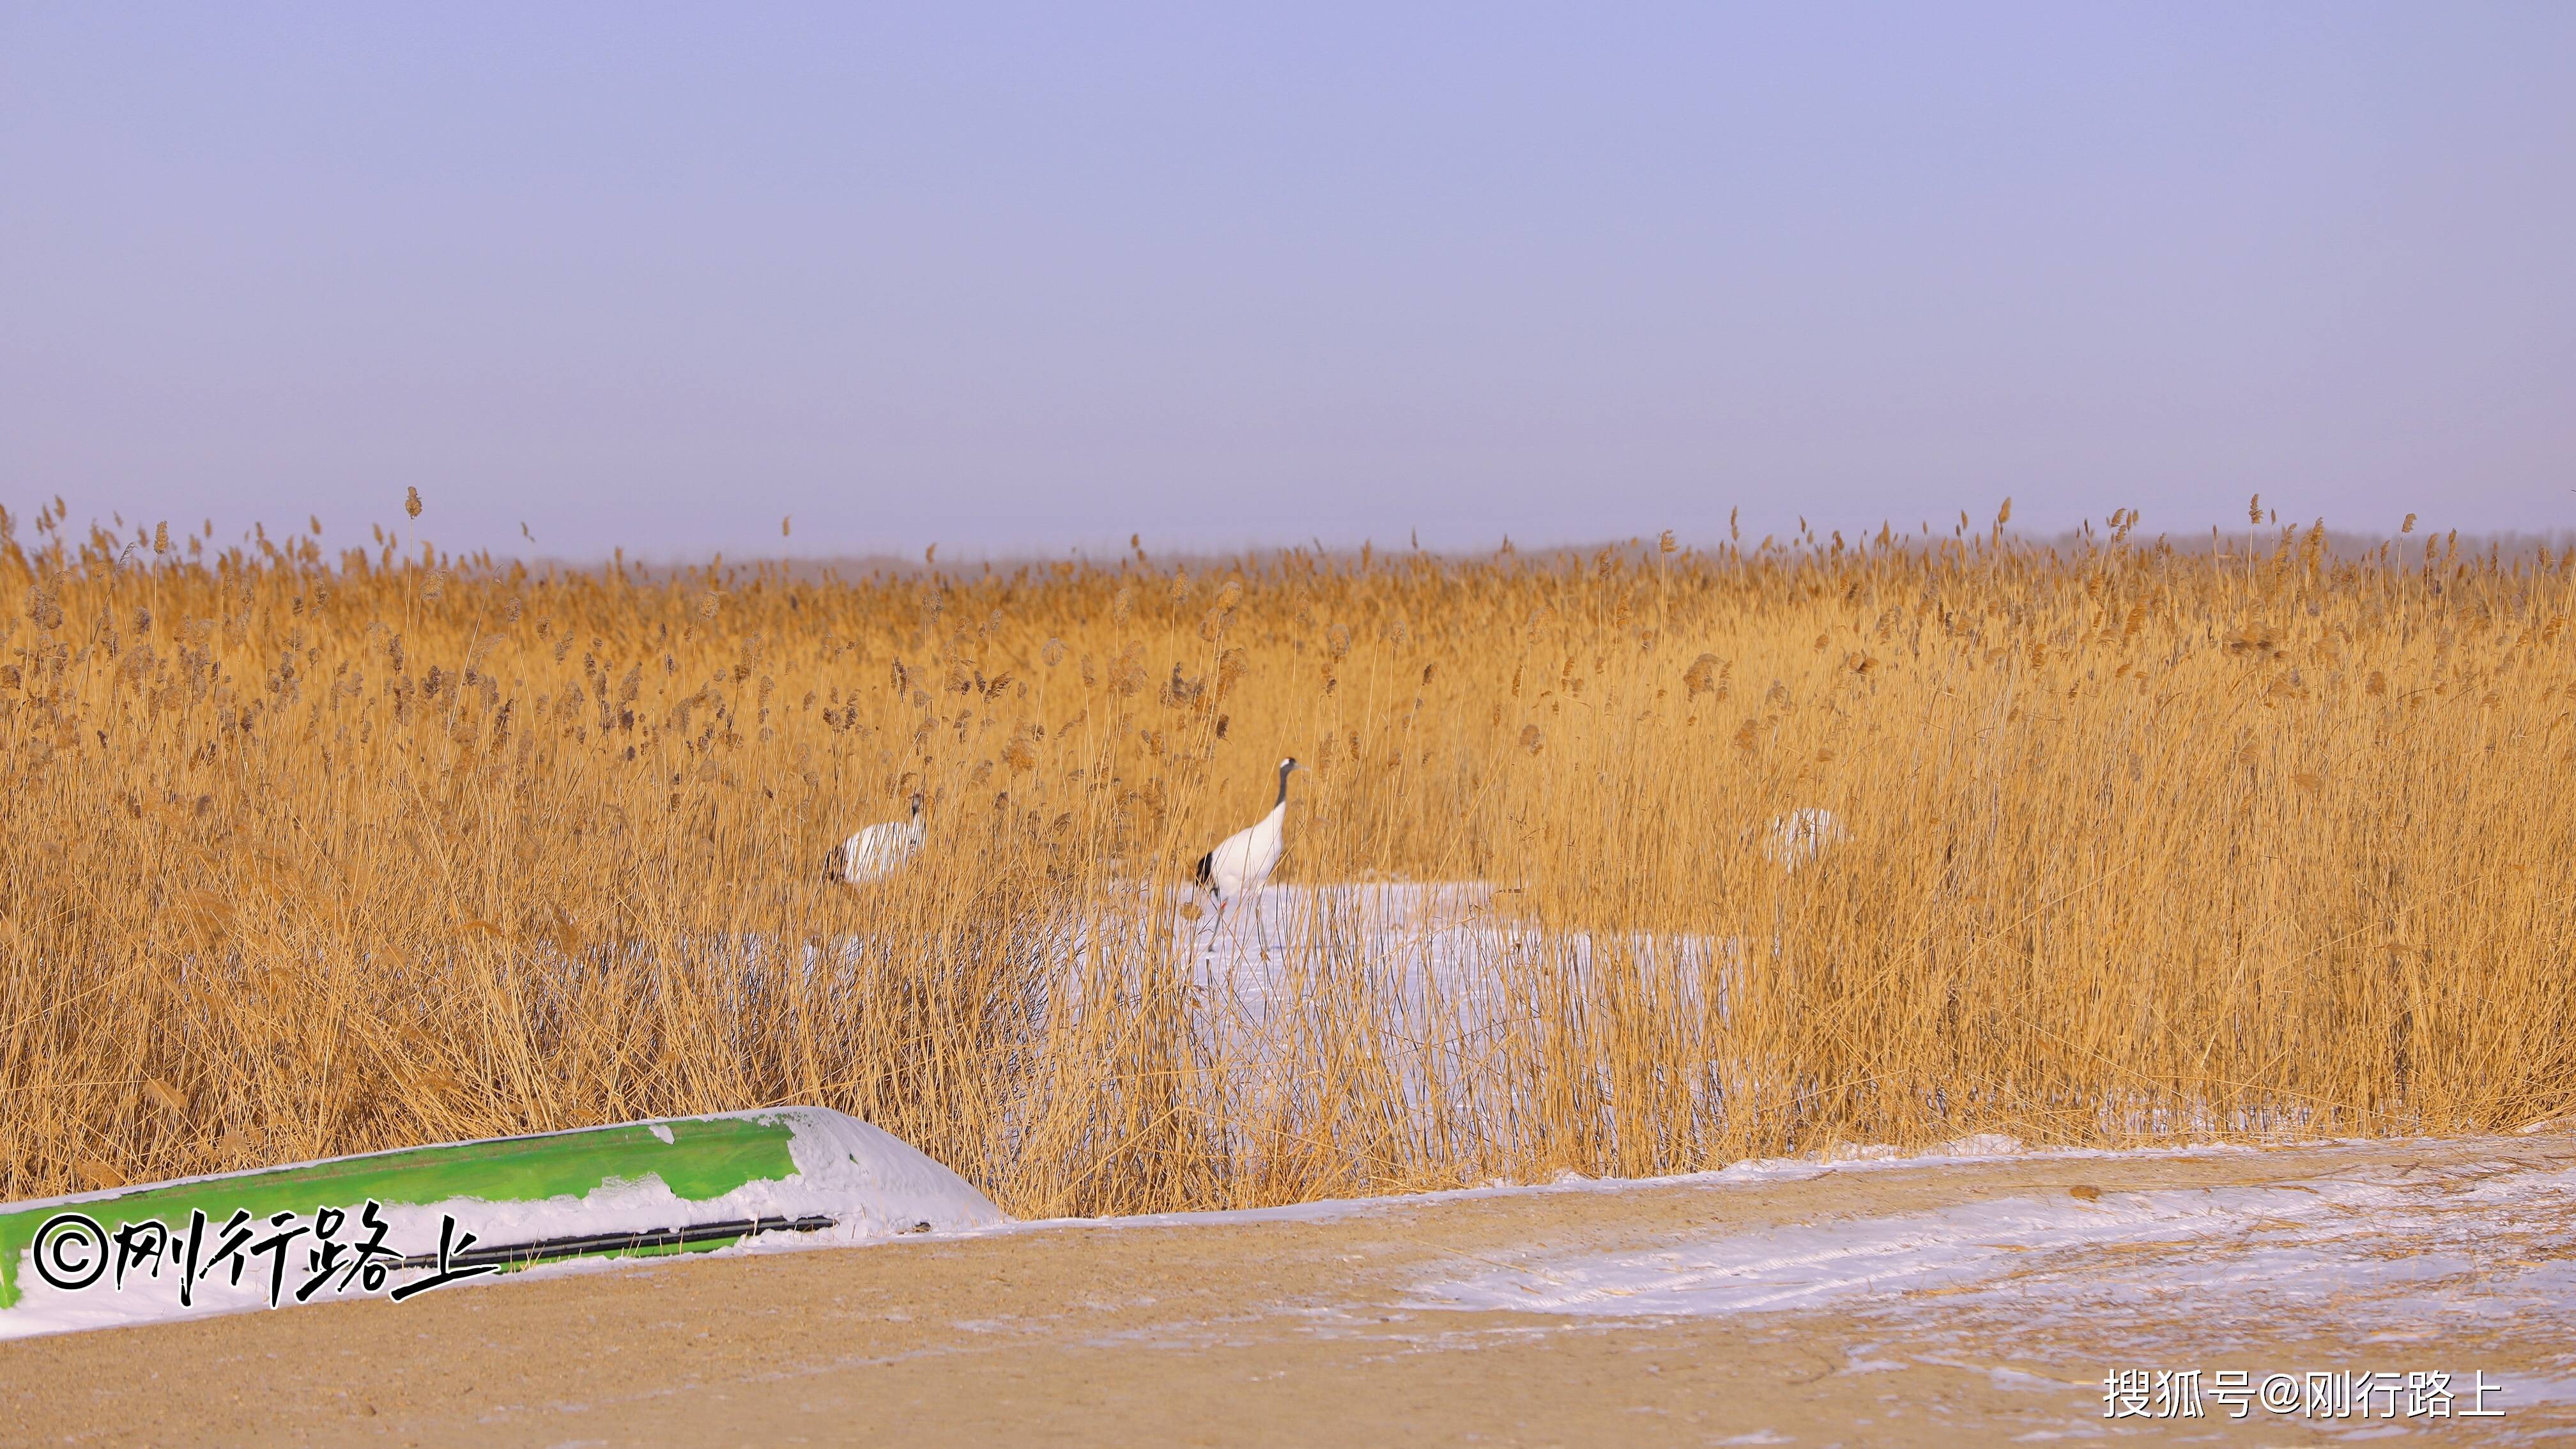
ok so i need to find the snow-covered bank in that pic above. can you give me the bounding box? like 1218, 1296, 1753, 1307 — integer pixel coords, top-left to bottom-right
995, 1133, 2241, 1234
1409, 1146, 2576, 1346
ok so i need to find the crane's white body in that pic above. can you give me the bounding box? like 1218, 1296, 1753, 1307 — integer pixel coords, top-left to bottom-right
828, 797, 925, 885
1763, 808, 1846, 873
1199, 802, 1287, 900
1196, 759, 1299, 903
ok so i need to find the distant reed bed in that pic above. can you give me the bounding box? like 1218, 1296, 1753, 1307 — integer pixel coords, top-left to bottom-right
3, 498, 2572, 1214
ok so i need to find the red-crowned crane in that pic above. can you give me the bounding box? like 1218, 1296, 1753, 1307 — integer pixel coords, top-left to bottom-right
1196, 758, 1300, 905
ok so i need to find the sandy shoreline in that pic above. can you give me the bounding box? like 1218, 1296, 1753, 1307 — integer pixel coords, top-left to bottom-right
5, 1133, 2570, 1446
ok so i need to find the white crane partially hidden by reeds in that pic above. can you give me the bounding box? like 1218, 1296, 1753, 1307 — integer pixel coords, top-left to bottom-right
1195, 758, 1300, 930
1764, 807, 1847, 873
825, 793, 926, 885
1751, 807, 1846, 968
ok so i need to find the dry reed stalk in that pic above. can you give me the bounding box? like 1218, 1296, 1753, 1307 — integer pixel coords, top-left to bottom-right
3, 504, 2573, 1214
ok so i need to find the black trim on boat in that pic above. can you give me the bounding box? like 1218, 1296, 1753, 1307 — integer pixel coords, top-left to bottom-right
394, 1213, 838, 1271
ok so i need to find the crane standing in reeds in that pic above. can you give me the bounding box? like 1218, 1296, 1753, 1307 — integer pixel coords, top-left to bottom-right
1195, 758, 1301, 939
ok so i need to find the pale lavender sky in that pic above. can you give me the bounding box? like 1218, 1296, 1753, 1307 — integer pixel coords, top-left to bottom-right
3, 3, 2571, 560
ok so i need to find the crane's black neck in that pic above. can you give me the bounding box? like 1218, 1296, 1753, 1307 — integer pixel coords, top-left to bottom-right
1275, 763, 1292, 808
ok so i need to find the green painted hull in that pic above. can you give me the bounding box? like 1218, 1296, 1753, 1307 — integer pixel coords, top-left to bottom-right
1, 1108, 1002, 1339
0, 1114, 801, 1310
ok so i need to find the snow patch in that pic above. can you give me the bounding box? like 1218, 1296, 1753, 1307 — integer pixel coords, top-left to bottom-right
1411, 1154, 2576, 1340
998, 1140, 2250, 1237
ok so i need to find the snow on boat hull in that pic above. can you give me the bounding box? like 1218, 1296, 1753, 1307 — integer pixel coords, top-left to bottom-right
0, 1108, 1003, 1340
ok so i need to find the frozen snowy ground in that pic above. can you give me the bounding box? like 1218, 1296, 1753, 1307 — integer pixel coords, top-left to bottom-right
7, 1131, 2572, 1445
1112, 883, 2334, 1144
1413, 1147, 2576, 1352
799, 877, 1720, 1007
1176, 879, 1720, 995
1169, 880, 1727, 1101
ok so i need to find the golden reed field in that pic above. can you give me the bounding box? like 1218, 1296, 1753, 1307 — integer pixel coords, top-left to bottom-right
4, 495, 2573, 1216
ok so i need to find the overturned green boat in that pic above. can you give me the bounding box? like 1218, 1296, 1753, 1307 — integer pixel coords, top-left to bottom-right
0, 1108, 1004, 1339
